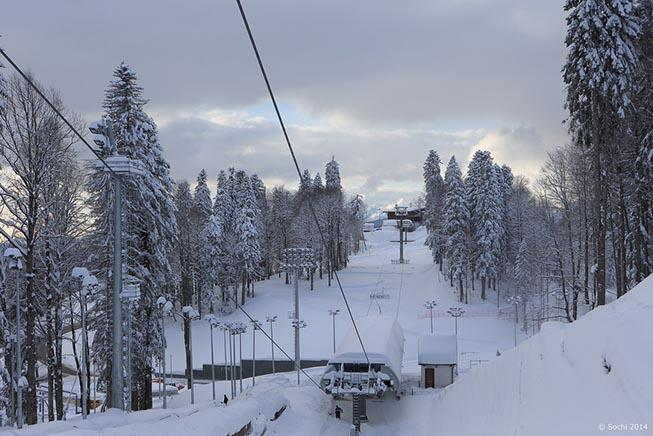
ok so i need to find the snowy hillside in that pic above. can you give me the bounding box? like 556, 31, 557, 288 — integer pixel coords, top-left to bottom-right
427, 274, 653, 436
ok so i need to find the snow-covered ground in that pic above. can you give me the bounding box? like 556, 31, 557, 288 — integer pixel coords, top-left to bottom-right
6, 225, 652, 435
164, 225, 519, 377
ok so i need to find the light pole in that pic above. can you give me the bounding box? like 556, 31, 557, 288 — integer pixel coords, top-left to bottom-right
4, 248, 23, 428
72, 268, 97, 419
395, 205, 408, 264
205, 315, 220, 400
250, 320, 261, 387
156, 296, 173, 409
265, 316, 277, 374
291, 319, 307, 385
447, 307, 465, 374
447, 307, 465, 336
121, 277, 141, 412
219, 323, 229, 383
281, 248, 316, 387
228, 324, 236, 399
181, 306, 200, 404
90, 119, 143, 410
328, 309, 340, 354
506, 295, 523, 347
424, 300, 437, 334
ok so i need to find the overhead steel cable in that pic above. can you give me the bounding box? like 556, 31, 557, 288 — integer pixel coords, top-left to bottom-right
0, 48, 116, 176
234, 0, 370, 366
0, 48, 180, 242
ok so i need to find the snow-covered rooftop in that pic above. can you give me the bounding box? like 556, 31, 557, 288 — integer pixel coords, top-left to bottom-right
418, 334, 457, 365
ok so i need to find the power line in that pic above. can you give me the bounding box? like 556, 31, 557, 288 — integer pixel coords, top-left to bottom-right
0, 48, 116, 176
234, 0, 370, 367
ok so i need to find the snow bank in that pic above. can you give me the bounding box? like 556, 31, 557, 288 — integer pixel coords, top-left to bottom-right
3, 378, 292, 436
428, 274, 653, 436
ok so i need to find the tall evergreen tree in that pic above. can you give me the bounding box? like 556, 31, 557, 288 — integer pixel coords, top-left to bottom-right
467, 150, 503, 300
563, 0, 640, 305
443, 156, 469, 302
423, 150, 445, 267
90, 62, 177, 410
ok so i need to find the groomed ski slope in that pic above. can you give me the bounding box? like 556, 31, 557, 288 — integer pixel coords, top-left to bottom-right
8, 226, 653, 435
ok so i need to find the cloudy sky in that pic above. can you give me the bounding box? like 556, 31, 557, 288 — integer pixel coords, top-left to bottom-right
1, 0, 569, 208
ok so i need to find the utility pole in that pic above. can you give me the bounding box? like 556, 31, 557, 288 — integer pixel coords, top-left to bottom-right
121, 278, 140, 411
251, 320, 260, 387
291, 319, 307, 385
266, 316, 277, 374
424, 300, 437, 334
90, 119, 143, 410
4, 248, 23, 428
72, 268, 97, 420
328, 309, 340, 354
181, 306, 199, 404
447, 307, 465, 374
281, 248, 316, 386
156, 297, 172, 409
205, 315, 219, 400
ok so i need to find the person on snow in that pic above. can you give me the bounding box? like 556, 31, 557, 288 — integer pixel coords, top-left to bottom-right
223, 394, 229, 405
335, 405, 342, 419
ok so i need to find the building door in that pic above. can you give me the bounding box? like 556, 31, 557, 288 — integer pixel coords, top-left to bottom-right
425, 367, 434, 388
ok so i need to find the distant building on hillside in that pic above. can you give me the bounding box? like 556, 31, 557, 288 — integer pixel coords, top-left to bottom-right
418, 334, 457, 389
383, 206, 424, 226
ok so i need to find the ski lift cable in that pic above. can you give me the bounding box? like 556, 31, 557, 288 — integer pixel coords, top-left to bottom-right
0, 48, 179, 243
234, 0, 370, 366
0, 48, 116, 176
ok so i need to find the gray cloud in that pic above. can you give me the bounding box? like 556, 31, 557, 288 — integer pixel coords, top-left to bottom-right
2, 0, 570, 206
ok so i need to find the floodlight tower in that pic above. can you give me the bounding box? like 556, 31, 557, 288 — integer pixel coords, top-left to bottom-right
424, 300, 437, 334
328, 309, 340, 354
89, 119, 143, 410
265, 316, 278, 374
394, 205, 408, 264
281, 248, 316, 386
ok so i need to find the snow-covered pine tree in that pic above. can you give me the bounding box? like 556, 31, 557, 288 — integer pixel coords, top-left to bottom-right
173, 181, 195, 389
563, 0, 640, 305
90, 62, 177, 410
230, 170, 261, 304
312, 172, 323, 190
192, 169, 213, 311
629, 0, 653, 283
423, 150, 445, 268
250, 174, 270, 283
269, 186, 294, 282
466, 150, 503, 300
209, 169, 240, 310
443, 156, 469, 303
324, 157, 346, 275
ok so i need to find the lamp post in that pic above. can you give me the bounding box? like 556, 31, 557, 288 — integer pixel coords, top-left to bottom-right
156, 296, 173, 409
265, 316, 277, 374
90, 119, 143, 410
4, 248, 23, 428
328, 309, 340, 354
250, 320, 261, 387
291, 319, 307, 385
447, 307, 465, 336
281, 248, 316, 387
447, 307, 465, 374
424, 300, 437, 334
205, 315, 220, 400
219, 323, 229, 383
72, 268, 97, 419
506, 295, 523, 347
227, 323, 236, 399
395, 205, 408, 264
181, 306, 200, 404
